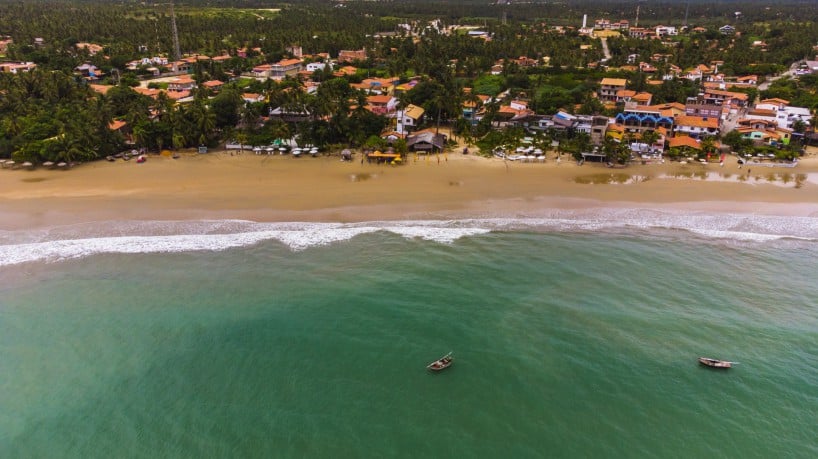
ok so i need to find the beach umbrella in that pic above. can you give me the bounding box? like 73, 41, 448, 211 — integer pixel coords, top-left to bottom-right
6, 160, 15, 167
43, 161, 54, 167
57, 162, 67, 168
22, 161, 33, 169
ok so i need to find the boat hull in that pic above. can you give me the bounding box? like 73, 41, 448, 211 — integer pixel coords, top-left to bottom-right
427, 355, 453, 372
698, 357, 732, 369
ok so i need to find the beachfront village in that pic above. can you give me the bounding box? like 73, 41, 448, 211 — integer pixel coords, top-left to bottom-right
2, 1, 818, 169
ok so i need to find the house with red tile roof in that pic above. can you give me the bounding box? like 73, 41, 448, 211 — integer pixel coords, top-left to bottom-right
166, 90, 192, 102
168, 75, 196, 92
251, 64, 272, 79
735, 118, 792, 145
200, 80, 224, 92
703, 89, 749, 107
338, 49, 366, 63
366, 94, 397, 115
270, 58, 303, 80
242, 93, 265, 104
133, 87, 160, 99
673, 115, 720, 138
333, 65, 358, 77
667, 135, 705, 150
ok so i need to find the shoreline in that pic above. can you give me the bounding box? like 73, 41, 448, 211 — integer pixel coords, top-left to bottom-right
1, 150, 818, 231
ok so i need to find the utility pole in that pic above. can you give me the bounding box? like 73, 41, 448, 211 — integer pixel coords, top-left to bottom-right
170, 0, 181, 61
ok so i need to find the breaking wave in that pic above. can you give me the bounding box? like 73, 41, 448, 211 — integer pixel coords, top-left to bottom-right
1, 209, 817, 266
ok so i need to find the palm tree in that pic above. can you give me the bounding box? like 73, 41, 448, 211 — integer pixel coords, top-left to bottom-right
132, 121, 150, 150
601, 136, 620, 163
641, 130, 661, 154
700, 136, 716, 160
191, 101, 216, 146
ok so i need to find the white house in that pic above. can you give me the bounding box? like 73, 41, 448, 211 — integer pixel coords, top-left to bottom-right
396, 104, 425, 134
655, 26, 678, 37
242, 93, 265, 104
306, 62, 331, 72
673, 115, 720, 139
752, 99, 814, 130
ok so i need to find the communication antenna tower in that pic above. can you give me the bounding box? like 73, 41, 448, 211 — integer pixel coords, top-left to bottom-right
635, 4, 640, 28
170, 0, 181, 61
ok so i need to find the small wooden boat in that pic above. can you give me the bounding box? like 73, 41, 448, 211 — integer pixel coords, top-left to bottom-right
698, 357, 733, 369
427, 352, 453, 372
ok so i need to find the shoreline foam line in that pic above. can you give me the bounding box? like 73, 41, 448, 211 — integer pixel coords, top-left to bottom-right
1, 212, 817, 267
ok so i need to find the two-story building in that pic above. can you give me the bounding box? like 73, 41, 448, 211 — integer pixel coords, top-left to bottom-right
366, 95, 397, 115
673, 115, 720, 138
703, 89, 749, 107
306, 62, 331, 72
655, 25, 678, 37
397, 104, 425, 134
270, 59, 303, 80
685, 99, 723, 120
251, 64, 273, 79
168, 75, 196, 92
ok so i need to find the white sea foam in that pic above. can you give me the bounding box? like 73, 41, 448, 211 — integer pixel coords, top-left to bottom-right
1, 211, 816, 266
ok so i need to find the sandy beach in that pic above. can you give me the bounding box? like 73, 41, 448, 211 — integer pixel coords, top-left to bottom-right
2, 149, 818, 230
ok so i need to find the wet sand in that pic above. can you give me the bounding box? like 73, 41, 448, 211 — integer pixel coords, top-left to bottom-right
1, 150, 817, 230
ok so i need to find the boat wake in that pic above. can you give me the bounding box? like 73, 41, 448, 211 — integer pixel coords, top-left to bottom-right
1, 209, 817, 266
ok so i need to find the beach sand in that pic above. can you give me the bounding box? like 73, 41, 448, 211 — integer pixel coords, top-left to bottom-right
1, 149, 818, 230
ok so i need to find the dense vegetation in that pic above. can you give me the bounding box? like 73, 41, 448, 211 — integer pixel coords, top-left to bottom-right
1, 0, 818, 163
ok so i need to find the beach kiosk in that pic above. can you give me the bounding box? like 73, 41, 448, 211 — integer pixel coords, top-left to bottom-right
366, 150, 402, 164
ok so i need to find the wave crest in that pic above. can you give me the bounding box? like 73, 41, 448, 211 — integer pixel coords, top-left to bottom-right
1, 210, 816, 266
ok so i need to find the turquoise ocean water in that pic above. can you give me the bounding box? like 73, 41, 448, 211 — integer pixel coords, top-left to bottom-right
1, 212, 817, 458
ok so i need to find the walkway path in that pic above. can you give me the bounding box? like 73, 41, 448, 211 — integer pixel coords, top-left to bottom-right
599, 37, 611, 62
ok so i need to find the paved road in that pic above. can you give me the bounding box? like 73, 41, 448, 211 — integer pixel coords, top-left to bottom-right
758, 62, 798, 91
599, 37, 611, 62
720, 107, 747, 135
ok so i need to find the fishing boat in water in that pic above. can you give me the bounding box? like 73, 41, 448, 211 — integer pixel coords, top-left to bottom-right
427, 352, 453, 372
698, 357, 734, 369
